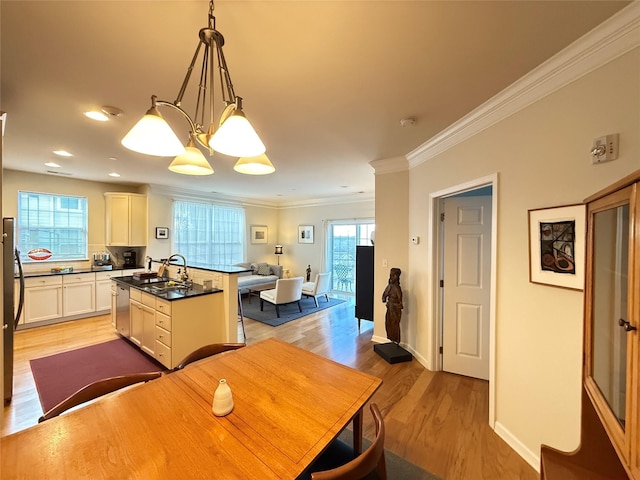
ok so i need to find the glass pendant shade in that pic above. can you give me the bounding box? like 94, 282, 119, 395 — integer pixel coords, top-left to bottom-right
168, 138, 214, 175
121, 107, 185, 157
209, 111, 266, 158
233, 153, 275, 175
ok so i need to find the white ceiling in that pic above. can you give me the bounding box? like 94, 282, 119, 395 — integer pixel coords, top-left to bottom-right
0, 1, 630, 206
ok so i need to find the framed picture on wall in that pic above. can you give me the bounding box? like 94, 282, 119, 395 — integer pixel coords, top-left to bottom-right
155, 227, 169, 239
528, 204, 586, 290
298, 225, 314, 244
251, 225, 268, 244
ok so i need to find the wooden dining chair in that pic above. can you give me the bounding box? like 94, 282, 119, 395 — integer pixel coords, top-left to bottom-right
173, 343, 246, 370
306, 403, 387, 480
38, 372, 162, 422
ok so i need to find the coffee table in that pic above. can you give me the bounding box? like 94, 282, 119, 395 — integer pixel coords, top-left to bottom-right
247, 282, 276, 303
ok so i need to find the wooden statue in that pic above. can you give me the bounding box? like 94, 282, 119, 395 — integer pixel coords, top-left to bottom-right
306, 265, 311, 282
381, 267, 402, 343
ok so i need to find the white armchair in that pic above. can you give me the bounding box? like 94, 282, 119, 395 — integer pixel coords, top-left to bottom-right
302, 272, 331, 307
259, 277, 304, 318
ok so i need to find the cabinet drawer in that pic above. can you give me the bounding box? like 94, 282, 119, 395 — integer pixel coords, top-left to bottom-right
156, 312, 172, 331
24, 276, 62, 288
130, 288, 142, 302
155, 341, 171, 369
156, 298, 171, 316
62, 273, 95, 284
155, 325, 171, 347
141, 292, 156, 308
95, 270, 123, 281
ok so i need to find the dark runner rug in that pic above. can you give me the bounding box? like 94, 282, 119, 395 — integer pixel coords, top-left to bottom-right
241, 295, 345, 327
30, 338, 165, 413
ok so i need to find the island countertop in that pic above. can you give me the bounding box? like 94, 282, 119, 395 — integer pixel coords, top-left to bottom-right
113, 275, 223, 301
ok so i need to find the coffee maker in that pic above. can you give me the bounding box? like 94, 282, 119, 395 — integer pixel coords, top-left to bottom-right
123, 250, 137, 268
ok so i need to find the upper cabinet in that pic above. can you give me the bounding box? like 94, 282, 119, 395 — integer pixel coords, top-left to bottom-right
105, 193, 148, 246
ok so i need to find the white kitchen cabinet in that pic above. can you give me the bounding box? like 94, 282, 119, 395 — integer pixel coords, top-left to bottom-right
104, 192, 148, 246
95, 270, 122, 312
23, 276, 63, 324
141, 293, 156, 357
62, 273, 95, 317
129, 288, 143, 346
155, 293, 223, 369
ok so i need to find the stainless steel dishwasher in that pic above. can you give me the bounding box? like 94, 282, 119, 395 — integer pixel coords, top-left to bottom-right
114, 282, 130, 337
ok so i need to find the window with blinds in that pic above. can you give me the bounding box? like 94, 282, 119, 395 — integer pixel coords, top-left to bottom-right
17, 191, 88, 262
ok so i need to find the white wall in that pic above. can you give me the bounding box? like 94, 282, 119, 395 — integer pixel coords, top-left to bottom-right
278, 199, 375, 279
374, 45, 640, 465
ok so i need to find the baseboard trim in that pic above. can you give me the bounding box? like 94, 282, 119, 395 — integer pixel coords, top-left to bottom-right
494, 421, 541, 474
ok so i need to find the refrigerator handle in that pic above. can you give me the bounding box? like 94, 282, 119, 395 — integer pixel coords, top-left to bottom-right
14, 248, 24, 329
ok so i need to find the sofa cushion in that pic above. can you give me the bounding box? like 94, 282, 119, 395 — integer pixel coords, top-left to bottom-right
257, 264, 271, 276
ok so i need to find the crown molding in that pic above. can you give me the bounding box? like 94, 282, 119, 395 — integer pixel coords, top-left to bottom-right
369, 156, 410, 175
148, 184, 374, 209
407, 2, 640, 168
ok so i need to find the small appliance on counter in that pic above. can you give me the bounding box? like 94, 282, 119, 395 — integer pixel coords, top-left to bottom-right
123, 250, 137, 268
92, 251, 112, 271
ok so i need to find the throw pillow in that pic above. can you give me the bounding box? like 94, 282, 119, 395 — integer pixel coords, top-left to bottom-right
257, 264, 271, 276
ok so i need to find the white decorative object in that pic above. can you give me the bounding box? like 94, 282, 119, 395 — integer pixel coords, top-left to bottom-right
212, 379, 234, 416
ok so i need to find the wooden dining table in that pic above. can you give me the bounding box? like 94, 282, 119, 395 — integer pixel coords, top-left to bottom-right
1, 338, 382, 479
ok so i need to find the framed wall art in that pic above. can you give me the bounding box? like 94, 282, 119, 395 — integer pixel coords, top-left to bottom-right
155, 227, 169, 239
250, 225, 268, 244
528, 204, 586, 290
298, 225, 314, 244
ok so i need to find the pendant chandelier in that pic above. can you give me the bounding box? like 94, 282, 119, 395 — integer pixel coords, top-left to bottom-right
121, 0, 274, 176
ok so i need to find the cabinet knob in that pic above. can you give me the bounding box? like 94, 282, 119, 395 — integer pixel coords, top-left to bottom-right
618, 318, 637, 332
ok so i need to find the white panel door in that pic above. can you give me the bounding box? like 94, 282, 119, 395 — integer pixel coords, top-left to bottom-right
443, 195, 492, 380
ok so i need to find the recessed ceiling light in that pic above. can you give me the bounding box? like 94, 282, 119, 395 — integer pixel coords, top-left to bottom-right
84, 111, 109, 121
108, 172, 121, 178
52, 150, 73, 157
84, 105, 124, 122
44, 162, 61, 168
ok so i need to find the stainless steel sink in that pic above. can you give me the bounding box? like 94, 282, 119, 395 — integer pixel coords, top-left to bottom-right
145, 281, 191, 294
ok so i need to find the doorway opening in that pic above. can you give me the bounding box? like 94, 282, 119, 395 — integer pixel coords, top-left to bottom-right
431, 174, 498, 426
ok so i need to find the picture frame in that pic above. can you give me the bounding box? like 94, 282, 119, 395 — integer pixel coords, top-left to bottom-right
250, 225, 268, 244
298, 225, 314, 244
528, 204, 586, 290
155, 227, 169, 239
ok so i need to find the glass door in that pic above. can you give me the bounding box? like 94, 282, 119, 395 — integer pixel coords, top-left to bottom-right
327, 221, 374, 294
585, 184, 635, 463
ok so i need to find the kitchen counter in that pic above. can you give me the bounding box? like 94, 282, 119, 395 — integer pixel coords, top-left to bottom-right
19, 266, 144, 279
114, 275, 223, 301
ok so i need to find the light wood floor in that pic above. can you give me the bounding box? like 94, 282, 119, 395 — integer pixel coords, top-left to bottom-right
2, 299, 538, 480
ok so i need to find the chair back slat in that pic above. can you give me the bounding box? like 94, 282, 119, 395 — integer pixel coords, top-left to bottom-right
39, 372, 162, 422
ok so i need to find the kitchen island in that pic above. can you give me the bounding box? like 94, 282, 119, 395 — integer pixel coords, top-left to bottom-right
113, 276, 226, 369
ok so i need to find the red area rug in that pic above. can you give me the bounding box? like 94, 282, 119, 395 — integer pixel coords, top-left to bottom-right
30, 338, 165, 413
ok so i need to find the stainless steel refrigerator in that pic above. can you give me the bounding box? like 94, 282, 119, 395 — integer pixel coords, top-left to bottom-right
3, 217, 24, 405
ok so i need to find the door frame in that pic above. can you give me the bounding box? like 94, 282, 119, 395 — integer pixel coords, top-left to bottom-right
430, 173, 498, 426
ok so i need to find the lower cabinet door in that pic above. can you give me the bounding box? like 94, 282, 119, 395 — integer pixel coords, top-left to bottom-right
24, 286, 63, 323
155, 341, 171, 369
63, 282, 96, 317
130, 300, 143, 346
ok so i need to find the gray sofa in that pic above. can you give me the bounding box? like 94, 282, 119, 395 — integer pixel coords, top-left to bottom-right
235, 262, 283, 294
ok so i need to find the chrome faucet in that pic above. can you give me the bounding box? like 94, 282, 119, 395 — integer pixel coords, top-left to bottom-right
168, 253, 189, 282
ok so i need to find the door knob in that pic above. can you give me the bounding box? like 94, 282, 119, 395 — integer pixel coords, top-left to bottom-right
618, 318, 637, 332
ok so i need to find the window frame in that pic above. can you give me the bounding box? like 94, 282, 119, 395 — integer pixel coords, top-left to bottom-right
17, 190, 89, 263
